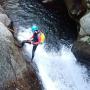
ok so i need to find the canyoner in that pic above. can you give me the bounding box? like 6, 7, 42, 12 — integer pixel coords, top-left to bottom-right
18, 25, 45, 61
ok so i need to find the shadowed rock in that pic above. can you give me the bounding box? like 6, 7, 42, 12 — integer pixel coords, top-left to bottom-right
65, 0, 87, 20
72, 41, 90, 65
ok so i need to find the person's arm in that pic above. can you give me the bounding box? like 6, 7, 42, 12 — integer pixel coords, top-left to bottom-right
32, 41, 40, 45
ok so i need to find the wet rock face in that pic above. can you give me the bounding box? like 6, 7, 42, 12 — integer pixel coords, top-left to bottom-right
0, 5, 11, 27
0, 22, 27, 87
0, 13, 11, 26
0, 22, 15, 84
4, 69, 42, 90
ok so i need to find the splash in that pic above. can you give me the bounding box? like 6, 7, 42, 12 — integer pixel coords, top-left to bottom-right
17, 27, 90, 90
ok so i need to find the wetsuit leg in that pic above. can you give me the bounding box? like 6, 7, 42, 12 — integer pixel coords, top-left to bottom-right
31, 45, 38, 61
21, 40, 31, 47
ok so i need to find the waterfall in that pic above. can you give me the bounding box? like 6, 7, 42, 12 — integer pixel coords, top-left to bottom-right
17, 27, 90, 90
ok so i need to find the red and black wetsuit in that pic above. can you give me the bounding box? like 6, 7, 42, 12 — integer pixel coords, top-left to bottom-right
21, 31, 40, 61
31, 32, 40, 60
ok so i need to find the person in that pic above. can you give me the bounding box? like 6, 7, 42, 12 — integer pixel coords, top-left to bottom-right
19, 25, 45, 61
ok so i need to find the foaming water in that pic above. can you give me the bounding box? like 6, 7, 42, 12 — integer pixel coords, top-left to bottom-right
17, 28, 90, 90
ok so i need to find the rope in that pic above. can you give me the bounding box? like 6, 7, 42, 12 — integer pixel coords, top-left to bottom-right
8, 28, 16, 33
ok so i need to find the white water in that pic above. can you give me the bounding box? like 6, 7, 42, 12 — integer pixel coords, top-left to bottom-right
17, 27, 90, 90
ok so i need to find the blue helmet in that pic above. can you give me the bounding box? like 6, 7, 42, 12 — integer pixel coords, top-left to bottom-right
31, 25, 39, 32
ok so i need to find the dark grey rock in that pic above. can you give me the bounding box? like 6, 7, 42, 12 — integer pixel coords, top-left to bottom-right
0, 22, 27, 87
72, 41, 90, 65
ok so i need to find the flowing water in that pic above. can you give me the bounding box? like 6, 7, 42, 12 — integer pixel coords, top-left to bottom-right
2, 0, 90, 90
17, 27, 90, 90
